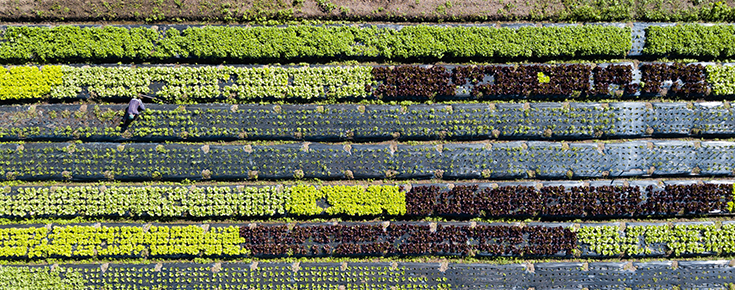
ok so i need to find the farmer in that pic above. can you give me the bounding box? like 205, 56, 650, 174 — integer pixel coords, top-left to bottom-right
122, 97, 146, 126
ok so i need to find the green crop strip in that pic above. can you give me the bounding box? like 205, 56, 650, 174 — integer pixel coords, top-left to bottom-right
0, 66, 62, 100
51, 65, 373, 102
0, 185, 403, 218
0, 25, 632, 63
0, 65, 373, 102
706, 65, 735, 95
0, 26, 162, 62
645, 24, 735, 58
0, 224, 247, 259
578, 223, 735, 257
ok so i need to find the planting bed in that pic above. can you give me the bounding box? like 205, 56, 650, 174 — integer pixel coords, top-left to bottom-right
406, 181, 733, 218
0, 140, 733, 181
0, 220, 735, 259
1, 102, 734, 142
0, 184, 404, 218
0, 181, 730, 219
5, 23, 735, 65
7, 260, 735, 290
0, 25, 631, 63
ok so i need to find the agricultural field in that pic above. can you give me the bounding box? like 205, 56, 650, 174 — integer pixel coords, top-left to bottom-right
4, 1, 735, 289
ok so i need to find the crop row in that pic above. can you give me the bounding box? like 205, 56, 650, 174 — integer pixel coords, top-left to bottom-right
0, 184, 404, 218
0, 25, 630, 63
377, 63, 707, 99
0, 262, 451, 290
1, 221, 735, 259
1, 102, 733, 142
407, 182, 732, 218
645, 24, 735, 58
239, 222, 575, 257
15, 24, 735, 64
0, 141, 733, 181
1, 182, 730, 219
0, 223, 245, 259
0, 63, 716, 102
9, 24, 735, 63
28, 66, 373, 102
8, 260, 734, 290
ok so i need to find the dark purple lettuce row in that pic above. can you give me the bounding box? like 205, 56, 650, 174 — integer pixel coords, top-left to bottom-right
406, 183, 730, 218
238, 222, 576, 257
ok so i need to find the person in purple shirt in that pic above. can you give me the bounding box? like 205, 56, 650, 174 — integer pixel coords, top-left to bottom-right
122, 97, 146, 126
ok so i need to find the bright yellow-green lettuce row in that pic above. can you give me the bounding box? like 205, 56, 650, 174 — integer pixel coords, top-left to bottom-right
0, 185, 405, 218
0, 66, 62, 100
0, 25, 632, 63
579, 223, 735, 257
0, 224, 248, 259
322, 185, 405, 216
286, 184, 404, 216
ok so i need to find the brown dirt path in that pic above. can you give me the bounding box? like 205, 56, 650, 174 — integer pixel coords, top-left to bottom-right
0, 0, 732, 24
